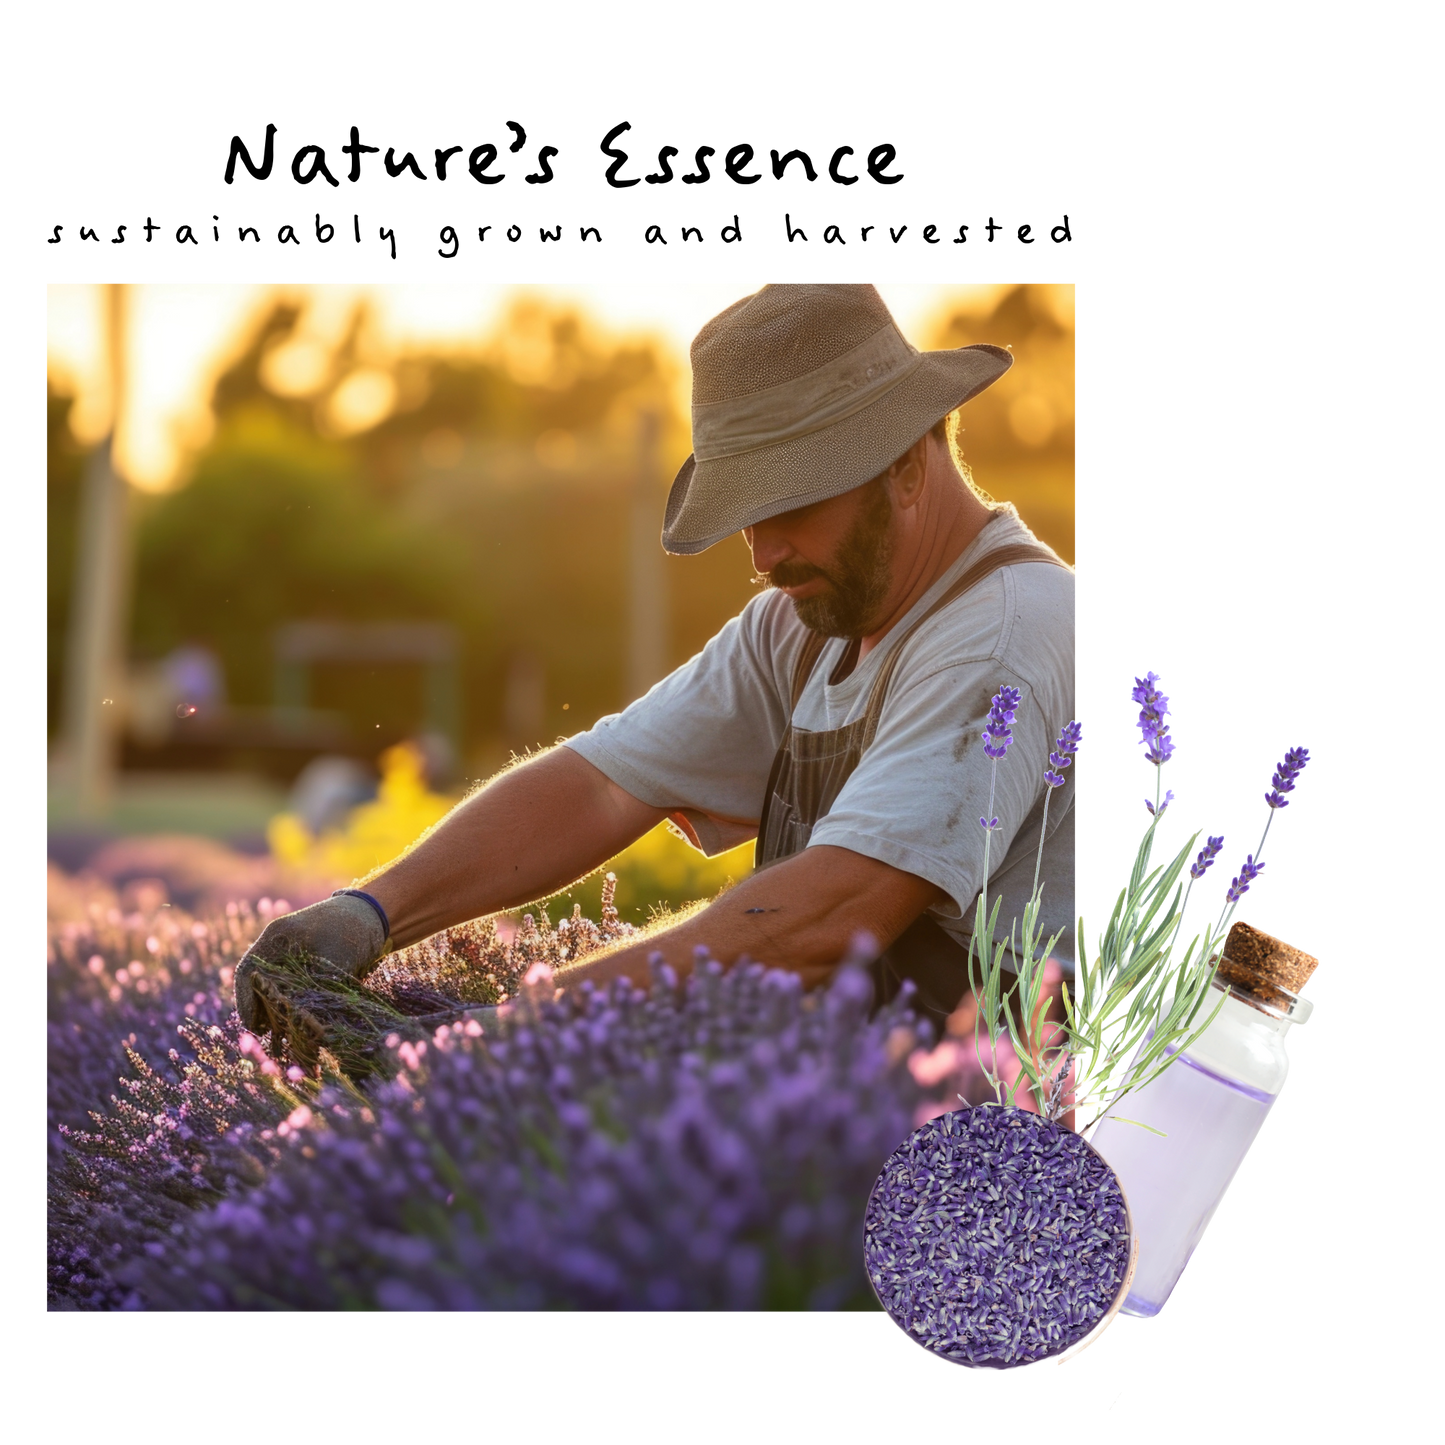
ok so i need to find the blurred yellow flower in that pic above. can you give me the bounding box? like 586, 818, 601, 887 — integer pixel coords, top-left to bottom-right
268, 742, 454, 882
269, 741, 754, 914
605, 823, 753, 914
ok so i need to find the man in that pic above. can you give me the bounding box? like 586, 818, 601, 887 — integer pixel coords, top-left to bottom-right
236, 284, 1074, 1032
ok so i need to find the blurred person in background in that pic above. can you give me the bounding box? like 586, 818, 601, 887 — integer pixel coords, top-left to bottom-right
238, 284, 1074, 1031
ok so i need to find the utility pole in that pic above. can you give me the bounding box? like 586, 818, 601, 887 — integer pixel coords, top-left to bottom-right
625, 408, 667, 704
62, 284, 132, 817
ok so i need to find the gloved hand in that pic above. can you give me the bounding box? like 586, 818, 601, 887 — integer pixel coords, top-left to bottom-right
234, 893, 390, 1033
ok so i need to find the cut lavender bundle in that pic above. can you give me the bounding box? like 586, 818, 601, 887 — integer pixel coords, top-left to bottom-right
864, 1107, 1132, 1367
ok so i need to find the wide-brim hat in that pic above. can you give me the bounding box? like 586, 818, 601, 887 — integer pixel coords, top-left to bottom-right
662, 284, 1012, 556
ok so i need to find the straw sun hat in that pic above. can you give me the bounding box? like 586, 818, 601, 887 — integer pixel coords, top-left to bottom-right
661, 284, 1013, 556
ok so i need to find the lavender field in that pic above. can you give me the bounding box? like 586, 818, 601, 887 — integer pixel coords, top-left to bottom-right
46, 864, 1006, 1311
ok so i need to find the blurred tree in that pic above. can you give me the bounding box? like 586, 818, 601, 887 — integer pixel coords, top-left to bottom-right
930, 285, 1075, 563
48, 384, 87, 737
129, 406, 473, 728
124, 298, 711, 769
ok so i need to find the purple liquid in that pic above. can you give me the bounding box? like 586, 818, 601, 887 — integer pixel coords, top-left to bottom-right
1089, 1051, 1276, 1317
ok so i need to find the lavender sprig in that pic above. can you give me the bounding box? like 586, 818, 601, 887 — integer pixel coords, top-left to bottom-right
1189, 836, 1224, 880
1045, 719, 1083, 790
1012, 721, 1085, 1116
968, 685, 1028, 1102
1224, 855, 1264, 905
1214, 745, 1311, 934
1249, 744, 1309, 874
1265, 746, 1310, 810
1035, 720, 1081, 893
982, 685, 1021, 760
1132, 671, 1174, 767
1063, 671, 1218, 1127
1161, 838, 1227, 1000
979, 715, 1085, 1120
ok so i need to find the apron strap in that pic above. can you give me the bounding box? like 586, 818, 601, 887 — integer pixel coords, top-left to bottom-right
860, 541, 1068, 747
786, 538, 1069, 732
789, 629, 830, 710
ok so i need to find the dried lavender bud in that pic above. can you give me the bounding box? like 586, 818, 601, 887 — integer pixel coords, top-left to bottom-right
982, 685, 1022, 760
1225, 854, 1265, 904
1138, 786, 1173, 820
1265, 745, 1310, 809
864, 1106, 1131, 1368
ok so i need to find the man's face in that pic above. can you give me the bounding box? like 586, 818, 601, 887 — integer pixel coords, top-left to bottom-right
744, 476, 895, 638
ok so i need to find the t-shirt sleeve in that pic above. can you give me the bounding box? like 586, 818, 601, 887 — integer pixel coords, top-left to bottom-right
564, 593, 799, 839
806, 661, 1053, 923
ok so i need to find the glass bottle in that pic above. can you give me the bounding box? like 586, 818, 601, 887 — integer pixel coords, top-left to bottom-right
1088, 922, 1317, 1318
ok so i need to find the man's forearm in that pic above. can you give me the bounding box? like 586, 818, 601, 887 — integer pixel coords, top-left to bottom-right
366, 746, 666, 949
557, 844, 945, 992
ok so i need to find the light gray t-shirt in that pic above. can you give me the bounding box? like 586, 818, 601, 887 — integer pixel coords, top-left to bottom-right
565, 506, 1076, 967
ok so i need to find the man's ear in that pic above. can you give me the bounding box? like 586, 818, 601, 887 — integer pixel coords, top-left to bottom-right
887, 433, 931, 510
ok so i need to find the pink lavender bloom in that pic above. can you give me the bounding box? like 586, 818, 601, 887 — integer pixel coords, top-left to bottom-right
1225, 854, 1264, 904
1045, 720, 1082, 788
1190, 836, 1225, 879
1138, 786, 1173, 820
1265, 746, 1310, 809
981, 685, 1022, 760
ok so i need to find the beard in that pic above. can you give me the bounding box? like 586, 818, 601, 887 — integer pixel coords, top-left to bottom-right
762, 478, 895, 638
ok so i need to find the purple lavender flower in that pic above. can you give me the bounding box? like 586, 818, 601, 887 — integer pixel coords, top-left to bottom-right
1138, 786, 1173, 820
49, 878, 946, 1312
1225, 854, 1264, 904
981, 685, 1022, 760
1044, 719, 1082, 788
1265, 745, 1310, 809
979, 816, 1000, 833
1190, 835, 1225, 879
1132, 671, 1174, 766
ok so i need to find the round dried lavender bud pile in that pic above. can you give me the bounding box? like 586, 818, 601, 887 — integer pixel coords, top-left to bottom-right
864, 1105, 1132, 1367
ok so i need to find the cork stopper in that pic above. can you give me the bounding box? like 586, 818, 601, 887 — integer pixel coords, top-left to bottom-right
1217, 922, 1318, 1013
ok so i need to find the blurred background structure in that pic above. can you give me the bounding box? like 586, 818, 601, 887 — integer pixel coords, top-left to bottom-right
47, 284, 1075, 921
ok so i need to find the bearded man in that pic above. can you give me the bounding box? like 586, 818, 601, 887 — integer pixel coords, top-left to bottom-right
237, 284, 1075, 1031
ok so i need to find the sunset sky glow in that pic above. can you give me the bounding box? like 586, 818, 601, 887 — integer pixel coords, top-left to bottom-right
47, 284, 1027, 490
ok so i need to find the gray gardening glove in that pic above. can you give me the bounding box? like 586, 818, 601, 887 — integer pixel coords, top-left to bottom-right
234, 893, 389, 1033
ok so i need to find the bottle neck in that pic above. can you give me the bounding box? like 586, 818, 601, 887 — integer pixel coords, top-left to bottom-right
1209, 974, 1312, 1033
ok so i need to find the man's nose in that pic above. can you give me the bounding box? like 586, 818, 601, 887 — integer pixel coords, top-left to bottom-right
746, 524, 792, 575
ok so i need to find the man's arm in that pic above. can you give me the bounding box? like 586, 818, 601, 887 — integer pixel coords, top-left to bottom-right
366, 746, 667, 949
555, 844, 945, 992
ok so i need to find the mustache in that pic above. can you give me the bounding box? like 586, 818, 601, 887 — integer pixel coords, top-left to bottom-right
757, 559, 832, 589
